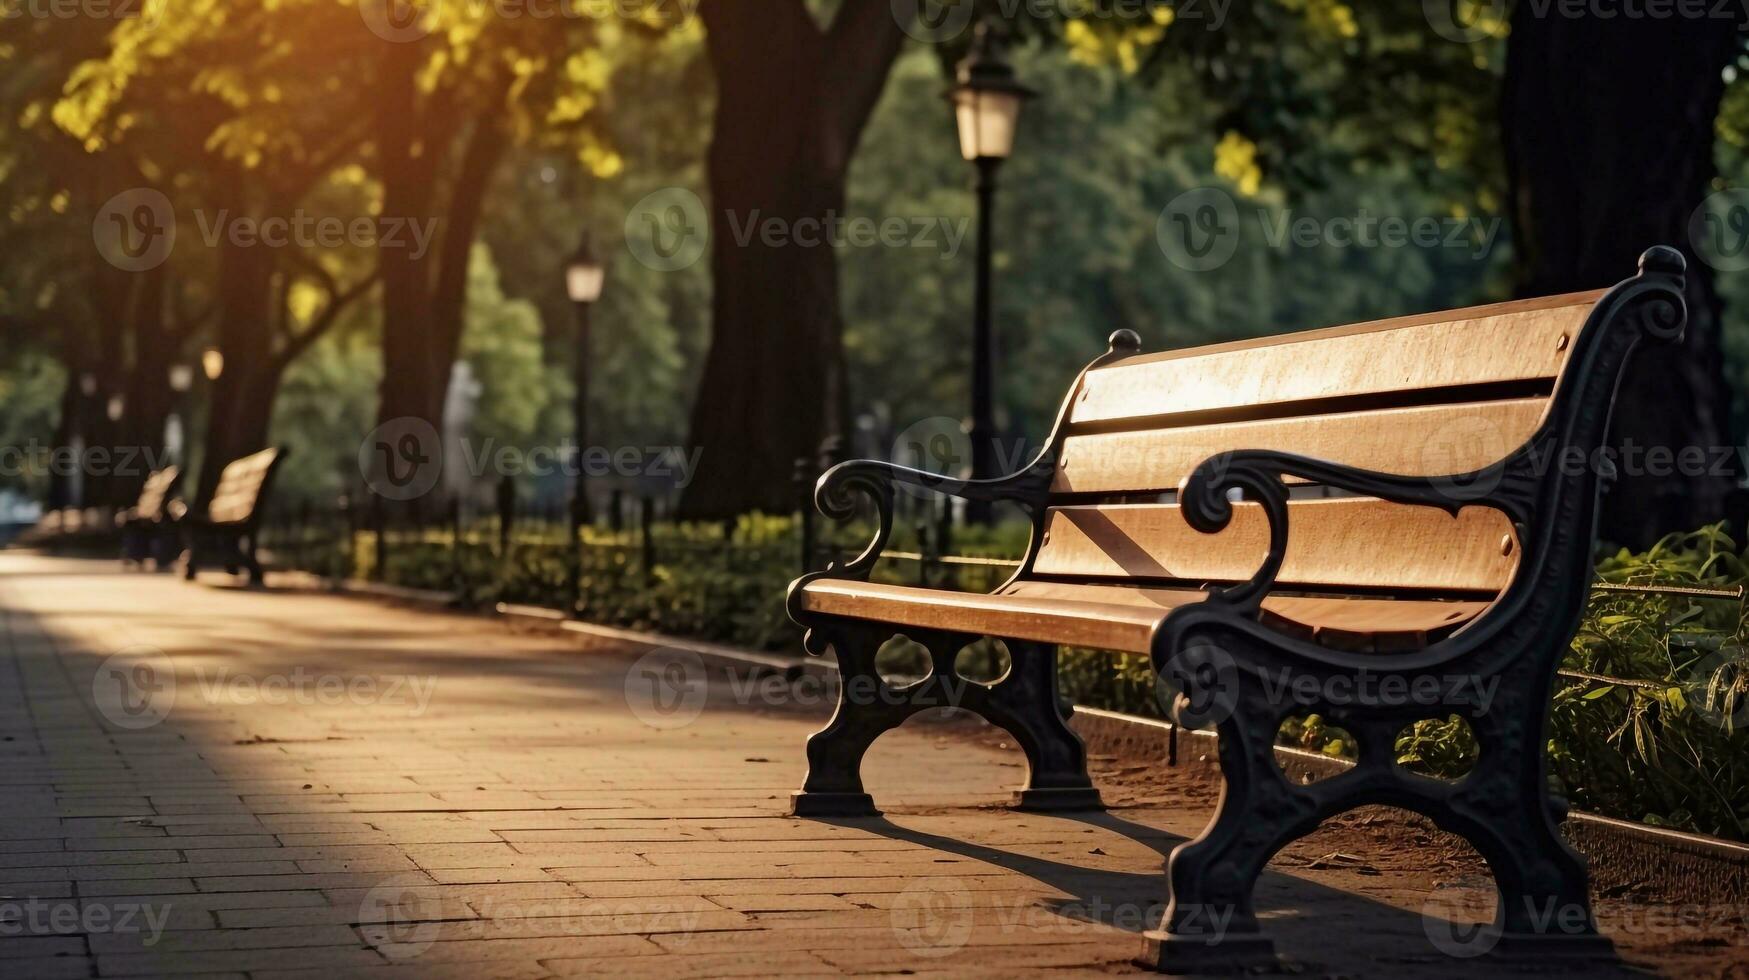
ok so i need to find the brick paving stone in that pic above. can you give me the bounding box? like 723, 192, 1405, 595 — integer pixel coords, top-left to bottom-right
1, 554, 1730, 979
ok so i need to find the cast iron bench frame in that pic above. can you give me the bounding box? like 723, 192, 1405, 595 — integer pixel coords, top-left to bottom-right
785, 247, 1688, 971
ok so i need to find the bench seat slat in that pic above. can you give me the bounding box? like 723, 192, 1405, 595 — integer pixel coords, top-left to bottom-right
1052, 399, 1548, 496
797, 579, 1490, 654
1033, 498, 1518, 594
1072, 292, 1600, 428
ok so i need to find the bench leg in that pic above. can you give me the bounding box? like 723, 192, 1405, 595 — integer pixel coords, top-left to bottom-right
976, 642, 1102, 812
243, 533, 266, 586
792, 631, 1102, 817
791, 626, 912, 818
1448, 697, 1612, 961
1140, 694, 1290, 973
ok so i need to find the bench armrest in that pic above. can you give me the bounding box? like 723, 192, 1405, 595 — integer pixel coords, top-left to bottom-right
1176, 450, 1527, 614
810, 458, 1052, 581
806, 330, 1146, 584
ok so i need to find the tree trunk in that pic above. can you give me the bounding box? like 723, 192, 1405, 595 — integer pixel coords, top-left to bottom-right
120, 264, 175, 499
197, 235, 277, 503
679, 0, 907, 518
1503, 15, 1744, 549
371, 56, 508, 506
372, 40, 443, 435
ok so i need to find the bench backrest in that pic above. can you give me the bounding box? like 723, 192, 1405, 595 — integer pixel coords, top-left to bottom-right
1027, 290, 1608, 601
135, 466, 179, 521
207, 448, 283, 526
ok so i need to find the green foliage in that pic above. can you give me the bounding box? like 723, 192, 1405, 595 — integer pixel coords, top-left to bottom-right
1552, 525, 1749, 839
845, 41, 1509, 456
0, 350, 65, 498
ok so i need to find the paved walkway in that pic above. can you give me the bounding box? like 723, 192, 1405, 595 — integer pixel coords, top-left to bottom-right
0, 554, 1736, 978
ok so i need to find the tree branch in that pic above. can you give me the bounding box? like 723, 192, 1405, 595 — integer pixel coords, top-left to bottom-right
823, 0, 911, 155
273, 268, 381, 369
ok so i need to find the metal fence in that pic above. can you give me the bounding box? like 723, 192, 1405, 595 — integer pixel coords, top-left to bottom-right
255, 475, 1020, 647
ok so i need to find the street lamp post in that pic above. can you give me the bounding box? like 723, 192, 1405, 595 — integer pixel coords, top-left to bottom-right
950, 23, 1034, 525
166, 363, 194, 466
565, 232, 606, 537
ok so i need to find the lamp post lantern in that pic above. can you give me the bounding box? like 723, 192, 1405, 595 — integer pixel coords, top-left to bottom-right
565, 232, 606, 533
950, 23, 1034, 525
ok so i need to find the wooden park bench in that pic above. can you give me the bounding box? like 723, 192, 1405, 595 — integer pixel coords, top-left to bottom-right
787, 247, 1688, 969
182, 448, 285, 586
118, 465, 181, 568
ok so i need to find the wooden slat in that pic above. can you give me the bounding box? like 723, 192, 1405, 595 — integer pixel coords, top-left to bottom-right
798, 579, 1490, 654
1001, 582, 1488, 645
134, 466, 179, 519
801, 579, 1175, 652
1031, 498, 1518, 593
208, 449, 278, 525
1072, 292, 1600, 427
1053, 399, 1548, 495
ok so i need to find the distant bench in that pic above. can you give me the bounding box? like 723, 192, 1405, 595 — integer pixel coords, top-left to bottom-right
786, 248, 1688, 970
183, 448, 285, 586
119, 466, 180, 568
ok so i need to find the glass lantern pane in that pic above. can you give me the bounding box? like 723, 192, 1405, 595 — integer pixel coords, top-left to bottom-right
975, 91, 1020, 160
955, 96, 981, 161
567, 265, 606, 303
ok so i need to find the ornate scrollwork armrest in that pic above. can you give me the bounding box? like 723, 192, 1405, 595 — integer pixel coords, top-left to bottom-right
1177, 450, 1531, 615
811, 457, 1052, 581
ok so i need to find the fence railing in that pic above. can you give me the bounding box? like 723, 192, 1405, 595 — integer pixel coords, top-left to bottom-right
255, 474, 1019, 647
